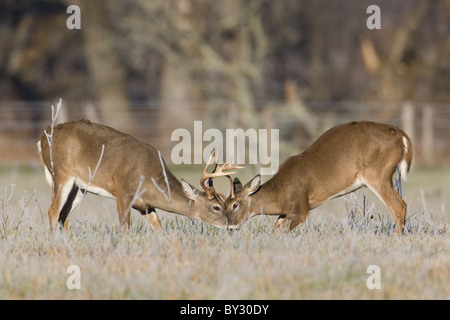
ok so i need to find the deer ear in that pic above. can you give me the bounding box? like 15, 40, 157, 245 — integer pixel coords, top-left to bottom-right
181, 179, 197, 201
233, 177, 243, 193
245, 175, 261, 195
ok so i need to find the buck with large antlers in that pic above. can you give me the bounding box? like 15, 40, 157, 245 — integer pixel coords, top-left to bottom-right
225, 121, 413, 235
37, 119, 239, 232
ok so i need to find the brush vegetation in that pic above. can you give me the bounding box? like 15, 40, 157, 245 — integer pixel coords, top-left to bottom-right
0, 167, 448, 299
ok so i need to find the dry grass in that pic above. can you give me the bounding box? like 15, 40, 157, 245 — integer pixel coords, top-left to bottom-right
0, 165, 448, 299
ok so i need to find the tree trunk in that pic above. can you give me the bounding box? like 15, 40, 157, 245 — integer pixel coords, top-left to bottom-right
77, 0, 134, 132
157, 0, 201, 155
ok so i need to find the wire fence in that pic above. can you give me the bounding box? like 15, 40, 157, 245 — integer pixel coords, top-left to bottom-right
0, 100, 449, 166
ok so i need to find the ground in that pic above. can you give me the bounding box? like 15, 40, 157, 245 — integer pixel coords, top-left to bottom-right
0, 164, 448, 299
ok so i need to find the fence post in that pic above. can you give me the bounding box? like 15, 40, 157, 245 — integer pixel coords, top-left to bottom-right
421, 105, 434, 166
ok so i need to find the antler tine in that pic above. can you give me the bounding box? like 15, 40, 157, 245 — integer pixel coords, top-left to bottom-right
226, 175, 235, 198
221, 163, 244, 199
219, 163, 245, 173
200, 150, 244, 200
209, 162, 243, 178
200, 150, 217, 199
218, 157, 244, 199
207, 149, 220, 189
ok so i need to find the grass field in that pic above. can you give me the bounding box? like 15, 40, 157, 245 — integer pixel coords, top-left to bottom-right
0, 164, 448, 299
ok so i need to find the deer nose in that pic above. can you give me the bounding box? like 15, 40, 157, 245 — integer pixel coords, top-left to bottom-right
226, 225, 240, 233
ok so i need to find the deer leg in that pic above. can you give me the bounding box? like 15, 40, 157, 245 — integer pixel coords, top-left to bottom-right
48, 178, 75, 232
116, 193, 133, 230
366, 181, 407, 235
273, 210, 309, 232
139, 207, 162, 233
276, 209, 309, 231
273, 215, 287, 230
273, 190, 310, 232
288, 210, 310, 231
57, 185, 82, 230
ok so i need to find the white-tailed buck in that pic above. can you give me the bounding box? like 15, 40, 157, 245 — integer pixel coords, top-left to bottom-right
225, 121, 413, 234
38, 119, 240, 232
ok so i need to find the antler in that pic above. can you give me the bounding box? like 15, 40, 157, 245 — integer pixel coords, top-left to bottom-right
200, 150, 244, 200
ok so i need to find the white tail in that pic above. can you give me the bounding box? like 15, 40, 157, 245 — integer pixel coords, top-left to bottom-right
38, 119, 238, 232
398, 136, 410, 181
225, 121, 413, 235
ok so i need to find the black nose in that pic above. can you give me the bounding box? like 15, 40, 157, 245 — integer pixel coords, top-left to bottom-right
226, 225, 240, 233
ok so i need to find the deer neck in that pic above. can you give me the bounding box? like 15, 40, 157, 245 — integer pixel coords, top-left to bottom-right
249, 178, 282, 216
141, 169, 192, 216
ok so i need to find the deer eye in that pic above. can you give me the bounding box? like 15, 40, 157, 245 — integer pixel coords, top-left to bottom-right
212, 205, 221, 211
232, 202, 239, 210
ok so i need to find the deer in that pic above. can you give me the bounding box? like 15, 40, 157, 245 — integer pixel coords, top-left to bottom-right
37, 119, 241, 232
224, 121, 413, 235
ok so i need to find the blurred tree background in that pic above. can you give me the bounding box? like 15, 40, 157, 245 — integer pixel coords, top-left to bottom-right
0, 0, 449, 165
